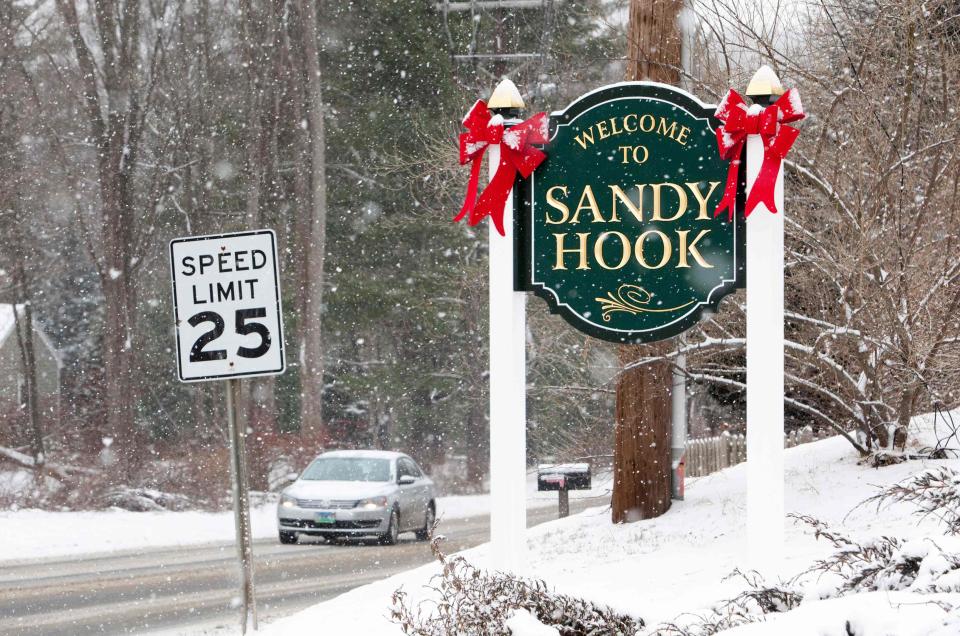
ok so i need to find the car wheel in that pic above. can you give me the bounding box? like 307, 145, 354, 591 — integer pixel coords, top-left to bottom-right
379, 508, 400, 545
279, 531, 298, 545
415, 503, 435, 541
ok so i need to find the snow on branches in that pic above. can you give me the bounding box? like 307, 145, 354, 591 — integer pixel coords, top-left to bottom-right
647, 0, 960, 456
859, 467, 960, 536
390, 532, 641, 636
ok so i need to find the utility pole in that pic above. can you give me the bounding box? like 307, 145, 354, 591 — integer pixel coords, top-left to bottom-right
435, 1, 553, 86
297, 0, 329, 441
611, 0, 685, 524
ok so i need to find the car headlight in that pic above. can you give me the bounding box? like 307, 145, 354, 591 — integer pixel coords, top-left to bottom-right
356, 496, 388, 510
280, 494, 297, 508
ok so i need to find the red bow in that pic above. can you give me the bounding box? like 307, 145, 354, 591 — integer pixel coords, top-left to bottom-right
713, 88, 804, 220
454, 100, 549, 235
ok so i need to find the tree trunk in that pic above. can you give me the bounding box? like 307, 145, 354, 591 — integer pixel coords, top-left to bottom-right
464, 400, 488, 490
297, 0, 329, 441
239, 0, 281, 489
612, 0, 684, 524
626, 0, 684, 83
613, 344, 673, 521
0, 5, 44, 466
56, 0, 147, 483
99, 137, 139, 482
15, 301, 45, 466
101, 271, 138, 481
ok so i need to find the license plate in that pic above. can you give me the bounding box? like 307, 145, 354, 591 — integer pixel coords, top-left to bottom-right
315, 512, 335, 525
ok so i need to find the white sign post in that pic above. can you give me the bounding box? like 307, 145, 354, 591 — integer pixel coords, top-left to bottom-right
170, 228, 286, 633
487, 79, 528, 572
744, 67, 786, 571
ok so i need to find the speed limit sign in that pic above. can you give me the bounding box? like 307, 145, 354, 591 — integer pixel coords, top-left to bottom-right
169, 229, 286, 382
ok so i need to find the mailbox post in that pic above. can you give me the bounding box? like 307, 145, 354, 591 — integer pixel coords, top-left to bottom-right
537, 463, 591, 519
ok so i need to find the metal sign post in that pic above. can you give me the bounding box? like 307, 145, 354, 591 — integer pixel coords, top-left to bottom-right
671, 347, 687, 501
225, 377, 257, 632
169, 229, 286, 633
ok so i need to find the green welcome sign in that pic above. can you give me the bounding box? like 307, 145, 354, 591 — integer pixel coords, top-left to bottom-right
517, 83, 745, 343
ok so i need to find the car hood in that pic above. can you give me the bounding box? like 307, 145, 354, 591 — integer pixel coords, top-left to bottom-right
284, 481, 394, 500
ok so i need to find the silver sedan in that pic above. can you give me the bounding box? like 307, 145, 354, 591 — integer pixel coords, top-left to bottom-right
277, 450, 435, 545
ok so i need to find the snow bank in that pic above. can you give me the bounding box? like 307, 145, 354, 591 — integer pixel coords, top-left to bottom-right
505, 609, 560, 636
720, 592, 960, 636
0, 502, 283, 562
0, 479, 594, 563
260, 412, 960, 635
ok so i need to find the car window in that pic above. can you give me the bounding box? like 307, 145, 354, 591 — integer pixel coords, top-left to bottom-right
406, 459, 423, 478
301, 457, 391, 482
398, 458, 420, 479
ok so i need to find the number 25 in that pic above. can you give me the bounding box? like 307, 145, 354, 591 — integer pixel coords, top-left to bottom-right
188, 308, 271, 362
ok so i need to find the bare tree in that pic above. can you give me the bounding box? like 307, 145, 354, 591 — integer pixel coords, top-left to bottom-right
53, 0, 178, 479
0, 2, 45, 466
635, 0, 960, 454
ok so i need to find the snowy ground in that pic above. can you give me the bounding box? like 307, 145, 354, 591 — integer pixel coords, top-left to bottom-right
0, 472, 610, 563
256, 412, 960, 635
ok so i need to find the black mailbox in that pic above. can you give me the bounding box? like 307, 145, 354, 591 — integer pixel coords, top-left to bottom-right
537, 463, 591, 491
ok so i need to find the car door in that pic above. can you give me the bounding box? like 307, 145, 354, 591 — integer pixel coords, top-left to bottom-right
396, 458, 418, 530
402, 458, 430, 528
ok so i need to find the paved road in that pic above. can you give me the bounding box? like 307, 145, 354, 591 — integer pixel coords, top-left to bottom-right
0, 498, 607, 635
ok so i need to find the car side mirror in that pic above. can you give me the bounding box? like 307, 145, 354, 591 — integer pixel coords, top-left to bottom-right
286, 472, 298, 482
398, 475, 416, 486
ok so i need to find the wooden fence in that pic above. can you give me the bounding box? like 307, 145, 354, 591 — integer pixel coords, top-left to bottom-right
685, 427, 830, 478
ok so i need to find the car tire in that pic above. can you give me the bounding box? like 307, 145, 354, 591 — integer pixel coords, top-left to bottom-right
379, 508, 400, 545
279, 531, 298, 545
415, 503, 435, 541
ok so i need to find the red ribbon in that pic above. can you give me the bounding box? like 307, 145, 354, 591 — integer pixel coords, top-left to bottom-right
454, 100, 549, 236
713, 88, 805, 220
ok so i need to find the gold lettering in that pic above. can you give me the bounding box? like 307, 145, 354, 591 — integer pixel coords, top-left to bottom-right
635, 231, 672, 269
545, 186, 570, 224
686, 181, 721, 220
677, 229, 713, 268
573, 128, 594, 150
639, 114, 655, 132
650, 183, 688, 222
570, 185, 605, 223
676, 125, 690, 145
608, 117, 623, 136
609, 185, 644, 223
553, 233, 591, 270
618, 146, 649, 164
594, 232, 631, 270
623, 113, 638, 132
656, 118, 678, 139
596, 120, 610, 139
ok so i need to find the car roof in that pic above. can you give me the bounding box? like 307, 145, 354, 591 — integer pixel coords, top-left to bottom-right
313, 450, 407, 461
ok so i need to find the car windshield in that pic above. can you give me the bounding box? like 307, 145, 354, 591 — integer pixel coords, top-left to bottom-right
301, 457, 391, 482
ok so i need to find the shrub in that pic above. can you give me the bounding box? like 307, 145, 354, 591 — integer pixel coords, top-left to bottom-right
391, 534, 642, 635
858, 467, 960, 535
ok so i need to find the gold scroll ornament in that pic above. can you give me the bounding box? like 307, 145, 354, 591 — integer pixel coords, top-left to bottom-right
595, 284, 694, 322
